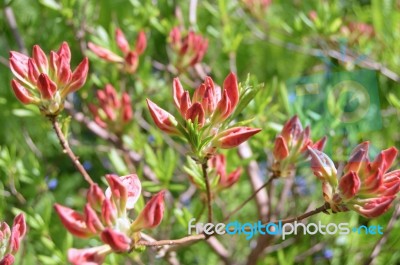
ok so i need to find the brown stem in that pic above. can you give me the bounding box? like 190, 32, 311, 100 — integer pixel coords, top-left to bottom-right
49, 116, 94, 185
202, 161, 213, 223
137, 204, 329, 250
224, 176, 275, 222
137, 234, 206, 247
206, 237, 232, 265
277, 203, 330, 225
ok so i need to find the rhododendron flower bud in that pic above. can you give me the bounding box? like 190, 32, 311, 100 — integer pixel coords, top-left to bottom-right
9, 43, 88, 115
0, 254, 14, 265
89, 28, 146, 74
9, 214, 26, 253
105, 174, 141, 210
310, 142, 400, 218
272, 116, 326, 178
89, 84, 133, 133
149, 73, 259, 158
0, 214, 27, 264
131, 191, 165, 232
100, 229, 131, 252
208, 154, 242, 190
54, 204, 93, 238
168, 26, 208, 72
213, 127, 261, 149
56, 174, 164, 261
308, 147, 337, 185
339, 171, 361, 199
68, 246, 109, 265
84, 204, 104, 233
87, 184, 105, 211
146, 99, 179, 135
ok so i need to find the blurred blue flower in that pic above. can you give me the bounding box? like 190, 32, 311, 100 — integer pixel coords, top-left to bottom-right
323, 248, 333, 259
47, 178, 58, 190
83, 161, 92, 171
148, 135, 155, 144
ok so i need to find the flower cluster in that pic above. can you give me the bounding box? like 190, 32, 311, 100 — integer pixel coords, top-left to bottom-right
88, 28, 146, 74
147, 73, 261, 159
309, 142, 400, 218
89, 84, 133, 134
168, 27, 208, 72
272, 116, 326, 177
54, 174, 164, 264
9, 43, 88, 115
340, 22, 375, 44
0, 214, 26, 265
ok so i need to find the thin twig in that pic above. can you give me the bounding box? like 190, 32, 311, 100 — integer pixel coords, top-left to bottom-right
202, 161, 213, 223
137, 234, 206, 247
49, 116, 94, 185
364, 204, 400, 265
224, 176, 275, 222
137, 204, 329, 249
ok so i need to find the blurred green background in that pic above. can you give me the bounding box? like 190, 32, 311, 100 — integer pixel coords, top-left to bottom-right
1, 0, 400, 264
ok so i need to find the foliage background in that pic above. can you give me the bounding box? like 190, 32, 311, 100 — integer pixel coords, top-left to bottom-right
1, 0, 400, 264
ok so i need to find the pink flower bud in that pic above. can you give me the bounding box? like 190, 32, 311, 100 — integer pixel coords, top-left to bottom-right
115, 28, 130, 54
0, 254, 14, 265
146, 99, 179, 135
64, 57, 89, 94
169, 27, 181, 49
84, 204, 104, 233
9, 54, 28, 82
105, 174, 141, 210
135, 31, 147, 55
179, 91, 191, 117
281, 116, 303, 144
105, 174, 127, 211
0, 222, 11, 240
54, 204, 92, 238
9, 213, 26, 254
273, 135, 289, 160
308, 147, 337, 183
27, 59, 40, 83
339, 171, 361, 199
68, 246, 108, 265
100, 228, 131, 252
124, 51, 139, 73
223, 72, 239, 110
121, 93, 133, 123
57, 42, 71, 64
87, 184, 105, 211
11, 80, 35, 104
56, 56, 72, 85
344, 141, 370, 174
173, 78, 185, 109
370, 147, 398, 173
213, 127, 261, 149
185, 102, 205, 126
101, 198, 117, 227
37, 73, 57, 99
131, 191, 165, 232
213, 90, 232, 123
32, 45, 48, 73
219, 168, 242, 188
88, 42, 123, 63
209, 154, 226, 178
353, 196, 395, 218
